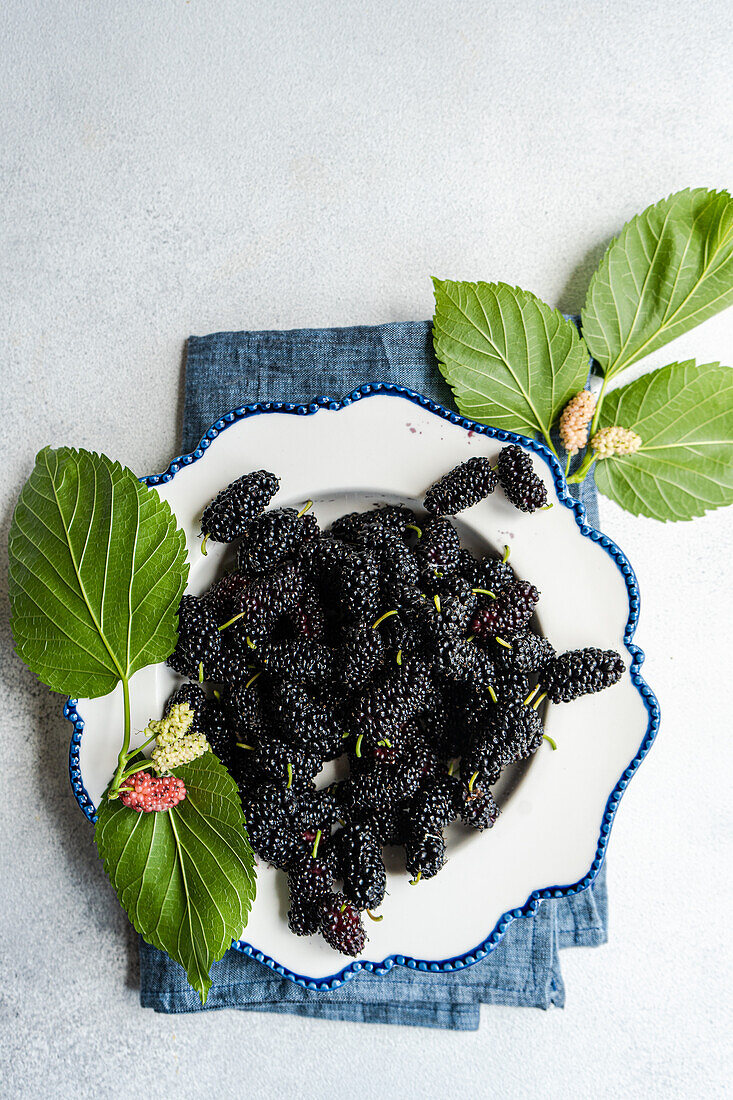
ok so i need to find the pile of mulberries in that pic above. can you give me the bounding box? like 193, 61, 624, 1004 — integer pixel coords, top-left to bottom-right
163, 449, 623, 955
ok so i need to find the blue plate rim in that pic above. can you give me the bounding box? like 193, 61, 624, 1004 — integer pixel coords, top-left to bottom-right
65, 383, 660, 991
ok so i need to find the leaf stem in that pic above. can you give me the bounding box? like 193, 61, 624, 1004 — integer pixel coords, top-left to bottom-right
120, 759, 155, 782
109, 676, 132, 798
566, 452, 597, 485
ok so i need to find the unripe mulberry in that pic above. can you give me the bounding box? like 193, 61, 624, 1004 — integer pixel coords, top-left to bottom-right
143, 702, 195, 747
590, 426, 642, 459
559, 391, 596, 455
120, 772, 186, 812
151, 730, 211, 774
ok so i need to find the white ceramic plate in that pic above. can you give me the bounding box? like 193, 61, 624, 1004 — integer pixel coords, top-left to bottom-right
67, 387, 659, 989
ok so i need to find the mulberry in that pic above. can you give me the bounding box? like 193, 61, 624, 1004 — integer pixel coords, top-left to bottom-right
227, 561, 303, 641
167, 595, 224, 682
255, 639, 332, 687
404, 774, 462, 834
416, 517, 462, 575
405, 833, 446, 880
470, 581, 540, 639
590, 426, 642, 459
144, 702, 194, 746
201, 469, 279, 543
253, 736, 322, 789
119, 772, 186, 813
237, 508, 319, 573
151, 730, 211, 774
330, 504, 415, 543
540, 647, 624, 703
493, 631, 555, 674
460, 788, 500, 831
496, 445, 547, 513
559, 390, 596, 456
335, 625, 385, 688
459, 550, 514, 596
241, 782, 300, 869
165, 684, 207, 729
336, 824, 386, 910
424, 456, 497, 515
320, 894, 367, 956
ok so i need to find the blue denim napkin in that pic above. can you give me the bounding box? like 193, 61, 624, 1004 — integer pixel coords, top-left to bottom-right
140, 320, 607, 1026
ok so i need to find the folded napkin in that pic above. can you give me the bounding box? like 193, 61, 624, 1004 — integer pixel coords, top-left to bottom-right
140, 320, 608, 1027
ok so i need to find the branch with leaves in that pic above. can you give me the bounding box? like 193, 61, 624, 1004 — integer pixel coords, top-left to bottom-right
433, 188, 733, 522
8, 448, 256, 1002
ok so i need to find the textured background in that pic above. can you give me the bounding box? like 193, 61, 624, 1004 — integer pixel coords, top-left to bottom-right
2, 1, 732, 1097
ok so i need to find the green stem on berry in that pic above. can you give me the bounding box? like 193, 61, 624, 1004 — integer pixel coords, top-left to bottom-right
409, 871, 422, 886
198, 662, 204, 683
433, 595, 441, 612
342, 730, 350, 740
468, 771, 479, 794
133, 730, 159, 753
532, 691, 547, 711
501, 545, 511, 563
213, 688, 221, 701
311, 829, 322, 859
495, 637, 512, 650
236, 742, 255, 750
119, 758, 156, 782
297, 500, 314, 517
201, 533, 209, 557
218, 610, 246, 631
246, 636, 256, 649
286, 762, 293, 789
540, 503, 553, 511
405, 523, 422, 538
564, 451, 572, 478
465, 634, 475, 643
340, 902, 347, 913
396, 649, 402, 666
543, 734, 557, 750
366, 909, 384, 921
487, 684, 497, 704
355, 734, 363, 758
377, 738, 392, 748
245, 671, 261, 690
472, 588, 496, 599
523, 685, 540, 706
372, 609, 398, 629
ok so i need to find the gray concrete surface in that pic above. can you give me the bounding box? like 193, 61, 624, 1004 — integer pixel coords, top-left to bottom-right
2, 1, 732, 1097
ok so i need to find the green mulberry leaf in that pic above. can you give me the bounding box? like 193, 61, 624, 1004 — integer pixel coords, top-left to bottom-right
581, 188, 733, 379
432, 279, 589, 441
594, 360, 733, 521
95, 753, 256, 1004
8, 447, 188, 697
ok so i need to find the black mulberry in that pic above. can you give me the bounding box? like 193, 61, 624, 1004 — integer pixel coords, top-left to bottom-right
540, 647, 624, 703
424, 456, 497, 515
201, 469, 279, 543
496, 445, 547, 513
